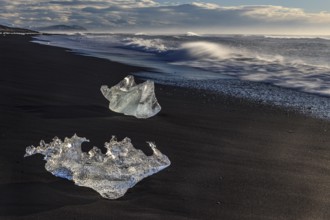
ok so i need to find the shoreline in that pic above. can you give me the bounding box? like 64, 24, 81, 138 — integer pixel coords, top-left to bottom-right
1, 35, 330, 219
150, 78, 330, 121
32, 33, 330, 121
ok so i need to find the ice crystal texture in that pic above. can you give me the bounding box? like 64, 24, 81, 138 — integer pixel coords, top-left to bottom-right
24, 134, 171, 199
100, 75, 161, 118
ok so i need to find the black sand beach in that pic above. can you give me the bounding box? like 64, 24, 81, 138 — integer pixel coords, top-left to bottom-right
1, 35, 330, 219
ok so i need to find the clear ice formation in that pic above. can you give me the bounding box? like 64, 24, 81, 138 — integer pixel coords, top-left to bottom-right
24, 134, 171, 199
100, 75, 161, 119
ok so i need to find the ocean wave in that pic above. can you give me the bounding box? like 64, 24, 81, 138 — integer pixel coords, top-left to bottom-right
73, 34, 330, 97
186, 32, 201, 37
179, 41, 234, 60
122, 37, 170, 53
32, 33, 330, 98
134, 32, 148, 36
168, 41, 330, 97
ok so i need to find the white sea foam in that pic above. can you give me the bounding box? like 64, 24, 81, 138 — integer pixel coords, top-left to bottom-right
180, 41, 233, 60
122, 37, 170, 53
186, 32, 201, 36
134, 32, 148, 36
138, 75, 330, 119
264, 35, 330, 40
1, 32, 37, 35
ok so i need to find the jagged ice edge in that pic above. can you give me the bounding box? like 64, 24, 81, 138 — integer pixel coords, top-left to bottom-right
24, 134, 171, 199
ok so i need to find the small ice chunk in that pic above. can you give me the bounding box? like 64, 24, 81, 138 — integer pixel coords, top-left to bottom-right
24, 134, 171, 199
100, 75, 161, 118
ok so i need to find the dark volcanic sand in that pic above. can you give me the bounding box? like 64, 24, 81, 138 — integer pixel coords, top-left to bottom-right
1, 35, 330, 220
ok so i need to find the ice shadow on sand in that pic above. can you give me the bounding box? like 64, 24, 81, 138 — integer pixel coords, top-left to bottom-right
0, 180, 99, 216
16, 105, 112, 119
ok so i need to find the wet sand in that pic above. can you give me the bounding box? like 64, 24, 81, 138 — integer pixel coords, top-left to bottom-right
1, 35, 330, 220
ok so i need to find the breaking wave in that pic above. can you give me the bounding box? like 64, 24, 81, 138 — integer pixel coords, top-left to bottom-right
180, 41, 233, 60
186, 32, 201, 36
121, 38, 287, 64
122, 37, 170, 53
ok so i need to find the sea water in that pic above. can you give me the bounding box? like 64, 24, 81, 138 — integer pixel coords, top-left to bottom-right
32, 33, 330, 119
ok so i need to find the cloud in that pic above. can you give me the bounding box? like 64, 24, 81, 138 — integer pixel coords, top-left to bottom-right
49, 0, 157, 8
191, 2, 220, 9
243, 5, 306, 20
1, 1, 330, 34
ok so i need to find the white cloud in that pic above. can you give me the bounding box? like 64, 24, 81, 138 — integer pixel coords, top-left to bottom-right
1, 1, 330, 34
243, 6, 306, 20
191, 2, 220, 9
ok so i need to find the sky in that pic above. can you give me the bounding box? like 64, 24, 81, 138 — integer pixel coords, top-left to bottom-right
1, 0, 330, 34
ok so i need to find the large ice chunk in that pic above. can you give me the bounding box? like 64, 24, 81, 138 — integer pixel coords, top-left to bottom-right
100, 75, 161, 118
24, 134, 171, 199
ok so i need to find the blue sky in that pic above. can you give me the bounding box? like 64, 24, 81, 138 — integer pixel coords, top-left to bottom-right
157, 0, 330, 12
1, 0, 330, 34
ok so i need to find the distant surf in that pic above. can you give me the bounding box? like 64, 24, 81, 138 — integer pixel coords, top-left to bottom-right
264, 35, 330, 40
32, 33, 330, 119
